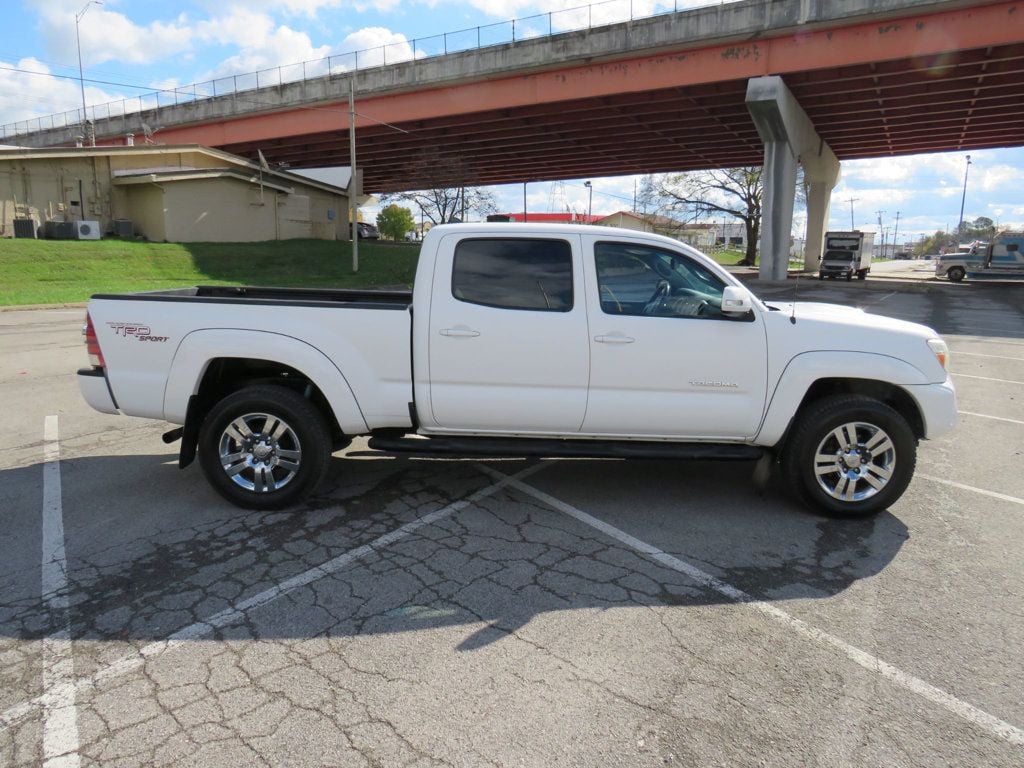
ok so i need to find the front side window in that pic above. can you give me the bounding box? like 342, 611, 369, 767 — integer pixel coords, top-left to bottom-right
595, 241, 726, 319
452, 238, 573, 312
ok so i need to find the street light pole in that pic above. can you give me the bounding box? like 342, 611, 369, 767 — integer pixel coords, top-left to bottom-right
584, 180, 593, 222
957, 154, 972, 237
75, 1, 102, 147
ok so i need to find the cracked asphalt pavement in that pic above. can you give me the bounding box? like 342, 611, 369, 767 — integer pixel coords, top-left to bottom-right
2, 281, 1023, 767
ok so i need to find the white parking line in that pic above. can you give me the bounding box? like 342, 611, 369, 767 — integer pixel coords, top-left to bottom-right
478, 464, 1024, 749
0, 461, 546, 734
916, 474, 1024, 507
952, 351, 1024, 362
950, 372, 1024, 385
959, 410, 1024, 426
40, 416, 81, 768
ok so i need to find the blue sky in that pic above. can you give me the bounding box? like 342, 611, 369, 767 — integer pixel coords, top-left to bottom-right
1, 0, 1021, 243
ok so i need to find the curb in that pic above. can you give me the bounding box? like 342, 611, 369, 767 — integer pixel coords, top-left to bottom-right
0, 302, 88, 312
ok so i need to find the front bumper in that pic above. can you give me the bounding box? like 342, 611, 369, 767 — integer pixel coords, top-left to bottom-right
903, 377, 957, 440
77, 368, 119, 415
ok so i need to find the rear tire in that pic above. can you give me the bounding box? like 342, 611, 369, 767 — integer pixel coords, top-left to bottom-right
781, 395, 916, 517
857, 269, 867, 280
198, 385, 332, 510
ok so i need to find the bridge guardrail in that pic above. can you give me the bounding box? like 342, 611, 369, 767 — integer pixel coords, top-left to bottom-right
1, 0, 736, 141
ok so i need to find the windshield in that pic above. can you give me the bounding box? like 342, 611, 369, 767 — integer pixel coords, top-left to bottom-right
824, 250, 854, 262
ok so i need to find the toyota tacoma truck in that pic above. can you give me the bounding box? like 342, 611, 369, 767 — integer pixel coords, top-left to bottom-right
78, 224, 957, 516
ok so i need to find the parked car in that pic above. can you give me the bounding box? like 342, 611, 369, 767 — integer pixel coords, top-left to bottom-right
355, 222, 379, 240
78, 223, 956, 516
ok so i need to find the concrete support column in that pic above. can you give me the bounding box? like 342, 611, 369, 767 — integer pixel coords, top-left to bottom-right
746, 75, 840, 282
803, 180, 835, 274
760, 140, 798, 282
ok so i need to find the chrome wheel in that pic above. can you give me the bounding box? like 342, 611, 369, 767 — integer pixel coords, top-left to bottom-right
218, 413, 302, 493
813, 421, 895, 503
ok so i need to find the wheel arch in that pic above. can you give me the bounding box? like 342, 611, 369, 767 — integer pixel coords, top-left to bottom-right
757, 352, 929, 447
163, 330, 369, 467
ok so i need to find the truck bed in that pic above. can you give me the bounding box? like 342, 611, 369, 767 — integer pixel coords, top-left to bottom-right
92, 285, 413, 310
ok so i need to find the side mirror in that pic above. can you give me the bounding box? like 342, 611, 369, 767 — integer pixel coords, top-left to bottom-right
721, 285, 753, 316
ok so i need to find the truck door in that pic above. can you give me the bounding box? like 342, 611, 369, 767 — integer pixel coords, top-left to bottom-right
425, 234, 590, 433
580, 236, 768, 439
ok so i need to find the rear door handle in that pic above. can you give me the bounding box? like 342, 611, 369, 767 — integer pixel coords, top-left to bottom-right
440, 327, 481, 338
594, 334, 635, 344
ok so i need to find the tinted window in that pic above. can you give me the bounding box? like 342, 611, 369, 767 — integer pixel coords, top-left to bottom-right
452, 238, 573, 312
595, 242, 726, 319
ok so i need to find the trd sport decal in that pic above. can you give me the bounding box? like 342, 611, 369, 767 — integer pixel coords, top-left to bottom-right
107, 323, 169, 342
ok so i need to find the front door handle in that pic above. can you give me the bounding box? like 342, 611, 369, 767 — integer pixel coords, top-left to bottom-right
594, 334, 635, 344
440, 327, 481, 338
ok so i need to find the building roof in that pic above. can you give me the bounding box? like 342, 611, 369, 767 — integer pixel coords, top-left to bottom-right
0, 143, 350, 198
111, 168, 294, 193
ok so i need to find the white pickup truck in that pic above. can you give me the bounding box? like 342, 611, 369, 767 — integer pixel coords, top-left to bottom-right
78, 224, 957, 516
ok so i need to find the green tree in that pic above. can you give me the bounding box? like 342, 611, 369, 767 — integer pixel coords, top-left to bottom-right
651, 167, 763, 265
376, 204, 415, 241
384, 187, 497, 225
913, 230, 958, 257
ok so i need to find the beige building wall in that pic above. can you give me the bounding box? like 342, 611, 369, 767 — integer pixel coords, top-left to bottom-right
599, 212, 649, 232
161, 179, 277, 242
0, 156, 109, 235
125, 184, 167, 242
1, 146, 349, 242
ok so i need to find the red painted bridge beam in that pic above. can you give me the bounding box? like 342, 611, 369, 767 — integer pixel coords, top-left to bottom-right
152, 1, 1024, 150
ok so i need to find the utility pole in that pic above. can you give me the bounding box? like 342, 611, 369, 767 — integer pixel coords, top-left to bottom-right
846, 197, 859, 230
349, 78, 358, 273
892, 211, 901, 256
584, 181, 593, 222
876, 210, 886, 258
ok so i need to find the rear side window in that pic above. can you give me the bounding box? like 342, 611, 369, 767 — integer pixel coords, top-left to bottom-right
452, 238, 573, 312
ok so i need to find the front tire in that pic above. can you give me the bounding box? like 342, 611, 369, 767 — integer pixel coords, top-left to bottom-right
781, 395, 916, 517
198, 385, 332, 510
947, 266, 965, 283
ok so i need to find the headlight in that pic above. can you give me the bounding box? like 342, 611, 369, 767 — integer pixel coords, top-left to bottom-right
927, 338, 949, 370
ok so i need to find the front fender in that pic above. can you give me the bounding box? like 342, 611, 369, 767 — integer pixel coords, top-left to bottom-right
162, 329, 369, 435
755, 351, 930, 446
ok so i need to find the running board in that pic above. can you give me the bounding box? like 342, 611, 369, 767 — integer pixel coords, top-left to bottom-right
366, 435, 763, 461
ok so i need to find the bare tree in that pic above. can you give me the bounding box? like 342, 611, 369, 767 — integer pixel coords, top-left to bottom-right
385, 187, 498, 225
653, 167, 763, 265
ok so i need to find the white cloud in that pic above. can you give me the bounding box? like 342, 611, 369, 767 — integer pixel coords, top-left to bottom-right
197, 12, 332, 79
976, 164, 1018, 194
0, 57, 121, 130
336, 28, 416, 67
32, 2, 193, 67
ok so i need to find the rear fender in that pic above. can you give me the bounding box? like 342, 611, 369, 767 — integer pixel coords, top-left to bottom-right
162, 329, 369, 435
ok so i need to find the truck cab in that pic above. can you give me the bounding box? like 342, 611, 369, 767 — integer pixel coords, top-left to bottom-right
936, 232, 1024, 281
819, 231, 874, 281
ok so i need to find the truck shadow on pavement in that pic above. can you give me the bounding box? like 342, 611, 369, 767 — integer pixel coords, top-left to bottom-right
0, 452, 908, 652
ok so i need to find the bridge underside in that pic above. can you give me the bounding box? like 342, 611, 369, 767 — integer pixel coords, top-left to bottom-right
217, 41, 1024, 193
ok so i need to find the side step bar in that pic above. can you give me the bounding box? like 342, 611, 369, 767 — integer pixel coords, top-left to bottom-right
366, 435, 763, 461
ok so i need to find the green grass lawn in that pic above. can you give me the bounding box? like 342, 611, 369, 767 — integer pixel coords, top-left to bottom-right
0, 239, 420, 306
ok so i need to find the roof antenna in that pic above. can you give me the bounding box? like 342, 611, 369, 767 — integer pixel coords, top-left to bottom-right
790, 269, 799, 325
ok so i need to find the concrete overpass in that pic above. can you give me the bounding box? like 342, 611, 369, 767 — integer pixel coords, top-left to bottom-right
7, 0, 1024, 279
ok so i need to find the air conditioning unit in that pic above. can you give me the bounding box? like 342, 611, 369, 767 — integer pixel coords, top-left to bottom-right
13, 219, 37, 239
112, 219, 134, 239
76, 220, 101, 240
44, 221, 78, 240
